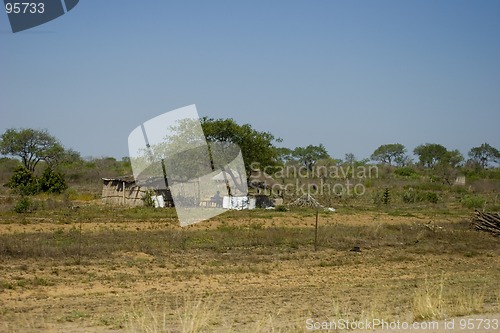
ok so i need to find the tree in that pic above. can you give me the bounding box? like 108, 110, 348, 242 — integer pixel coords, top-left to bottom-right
292, 144, 330, 171
344, 153, 356, 164
468, 143, 500, 169
201, 117, 281, 175
413, 143, 448, 168
276, 147, 294, 164
371, 144, 407, 166
435, 149, 464, 184
0, 128, 64, 173
442, 149, 464, 168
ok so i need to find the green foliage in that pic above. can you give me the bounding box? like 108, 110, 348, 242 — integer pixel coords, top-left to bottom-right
402, 187, 439, 204
275, 205, 288, 212
6, 166, 40, 195
39, 168, 67, 194
394, 167, 418, 177
425, 192, 439, 204
371, 143, 408, 166
468, 143, 500, 169
13, 196, 36, 213
382, 188, 390, 205
202, 117, 281, 176
291, 144, 330, 171
0, 128, 64, 172
6, 166, 67, 195
276, 147, 294, 164
402, 188, 419, 204
460, 195, 485, 209
142, 190, 156, 208
413, 143, 448, 168
413, 143, 464, 185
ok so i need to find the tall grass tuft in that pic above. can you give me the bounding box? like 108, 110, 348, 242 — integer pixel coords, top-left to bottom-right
125, 296, 221, 333
412, 274, 486, 321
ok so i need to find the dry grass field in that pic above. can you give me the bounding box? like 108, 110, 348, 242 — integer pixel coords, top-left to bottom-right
0, 204, 499, 332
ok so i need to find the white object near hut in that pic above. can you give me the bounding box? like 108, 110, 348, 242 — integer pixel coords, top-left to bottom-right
222, 196, 256, 210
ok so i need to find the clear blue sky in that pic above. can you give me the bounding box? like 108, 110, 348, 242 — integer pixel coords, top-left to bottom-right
1, 0, 499, 161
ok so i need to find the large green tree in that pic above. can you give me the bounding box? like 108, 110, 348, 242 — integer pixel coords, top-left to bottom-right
0, 128, 64, 173
413, 143, 449, 168
371, 143, 407, 166
292, 144, 330, 171
201, 117, 281, 175
435, 149, 464, 184
468, 143, 500, 168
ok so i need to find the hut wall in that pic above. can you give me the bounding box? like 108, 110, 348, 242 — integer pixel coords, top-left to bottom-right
101, 179, 174, 207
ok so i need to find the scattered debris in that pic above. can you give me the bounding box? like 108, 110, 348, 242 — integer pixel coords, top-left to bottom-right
424, 221, 443, 232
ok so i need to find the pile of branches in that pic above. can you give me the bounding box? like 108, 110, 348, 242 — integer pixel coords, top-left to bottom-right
289, 194, 322, 208
472, 210, 500, 236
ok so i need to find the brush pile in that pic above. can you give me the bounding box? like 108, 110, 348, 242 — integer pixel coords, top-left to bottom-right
289, 194, 322, 208
472, 210, 500, 236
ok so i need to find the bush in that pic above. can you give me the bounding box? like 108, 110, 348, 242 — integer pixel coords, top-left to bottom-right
13, 196, 36, 213
275, 205, 288, 212
6, 166, 67, 195
6, 166, 40, 195
461, 195, 485, 209
425, 192, 439, 204
382, 188, 390, 205
142, 190, 155, 208
39, 168, 67, 194
402, 188, 416, 203
394, 167, 417, 177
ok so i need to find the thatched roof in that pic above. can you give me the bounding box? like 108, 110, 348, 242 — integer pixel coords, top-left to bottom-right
102, 176, 136, 184
102, 176, 168, 189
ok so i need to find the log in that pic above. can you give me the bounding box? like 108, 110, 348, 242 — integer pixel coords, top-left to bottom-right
472, 210, 500, 236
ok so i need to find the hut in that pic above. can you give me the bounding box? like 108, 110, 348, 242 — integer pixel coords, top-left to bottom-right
101, 176, 174, 207
248, 170, 284, 207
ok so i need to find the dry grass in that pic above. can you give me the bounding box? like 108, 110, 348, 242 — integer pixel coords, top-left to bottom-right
412, 273, 487, 320
0, 206, 499, 332
125, 296, 222, 333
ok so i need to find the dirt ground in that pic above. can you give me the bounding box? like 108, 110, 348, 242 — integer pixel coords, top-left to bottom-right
0, 211, 499, 333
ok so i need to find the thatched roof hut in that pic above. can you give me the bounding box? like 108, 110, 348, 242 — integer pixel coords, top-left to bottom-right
101, 176, 173, 207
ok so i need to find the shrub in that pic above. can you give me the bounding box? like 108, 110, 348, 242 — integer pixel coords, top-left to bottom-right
275, 205, 288, 212
13, 196, 36, 213
142, 190, 155, 208
402, 188, 420, 204
39, 168, 67, 194
382, 188, 390, 205
425, 192, 439, 204
6, 166, 40, 195
394, 167, 417, 177
461, 195, 485, 209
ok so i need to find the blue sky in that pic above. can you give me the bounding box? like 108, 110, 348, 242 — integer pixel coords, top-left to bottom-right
1, 0, 499, 161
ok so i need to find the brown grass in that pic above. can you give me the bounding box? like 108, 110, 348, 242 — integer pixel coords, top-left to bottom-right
0, 206, 498, 332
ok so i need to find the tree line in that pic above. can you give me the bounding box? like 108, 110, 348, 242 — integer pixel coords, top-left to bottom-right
0, 124, 498, 196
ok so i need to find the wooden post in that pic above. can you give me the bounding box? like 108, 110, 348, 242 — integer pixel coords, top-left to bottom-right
122, 181, 126, 206
314, 205, 319, 251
